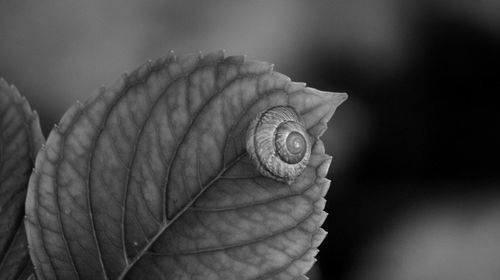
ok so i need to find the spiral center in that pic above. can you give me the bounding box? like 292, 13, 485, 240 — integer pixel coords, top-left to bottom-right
286, 131, 306, 156
274, 120, 309, 165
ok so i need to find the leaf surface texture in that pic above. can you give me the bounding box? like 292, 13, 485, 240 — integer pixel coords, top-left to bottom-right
0, 79, 44, 279
26, 51, 346, 279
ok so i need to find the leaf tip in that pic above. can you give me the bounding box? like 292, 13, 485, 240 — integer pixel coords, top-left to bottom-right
146, 59, 154, 70
272, 71, 292, 82
313, 228, 328, 247
316, 156, 332, 178
168, 49, 177, 61
317, 206, 328, 225
9, 83, 15, 88
316, 178, 331, 197
318, 91, 348, 109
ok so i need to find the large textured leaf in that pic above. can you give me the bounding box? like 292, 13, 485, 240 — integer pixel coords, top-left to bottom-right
26, 51, 347, 279
0, 78, 44, 279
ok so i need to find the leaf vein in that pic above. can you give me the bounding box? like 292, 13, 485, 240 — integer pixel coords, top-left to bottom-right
147, 208, 314, 256
188, 181, 315, 213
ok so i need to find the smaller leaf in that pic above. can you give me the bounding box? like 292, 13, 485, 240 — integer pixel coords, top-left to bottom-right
0, 78, 44, 279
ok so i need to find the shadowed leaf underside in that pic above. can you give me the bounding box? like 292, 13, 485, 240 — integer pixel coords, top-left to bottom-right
0, 79, 44, 279
25, 51, 346, 280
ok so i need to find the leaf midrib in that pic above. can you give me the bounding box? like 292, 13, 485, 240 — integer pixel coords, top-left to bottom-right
75, 57, 264, 278
117, 84, 296, 277
117, 152, 246, 279
119, 61, 219, 267
119, 66, 269, 278
47, 55, 302, 279
56, 59, 219, 279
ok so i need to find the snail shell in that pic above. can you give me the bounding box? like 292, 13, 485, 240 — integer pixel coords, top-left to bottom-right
246, 106, 311, 184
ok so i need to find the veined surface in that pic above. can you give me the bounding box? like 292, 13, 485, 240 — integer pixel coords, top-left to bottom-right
26, 51, 346, 279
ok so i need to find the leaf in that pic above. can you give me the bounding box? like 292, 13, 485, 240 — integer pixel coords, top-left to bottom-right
0, 78, 44, 279
25, 50, 347, 280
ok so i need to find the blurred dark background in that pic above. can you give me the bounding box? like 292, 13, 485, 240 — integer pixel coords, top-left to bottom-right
1, 1, 499, 279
